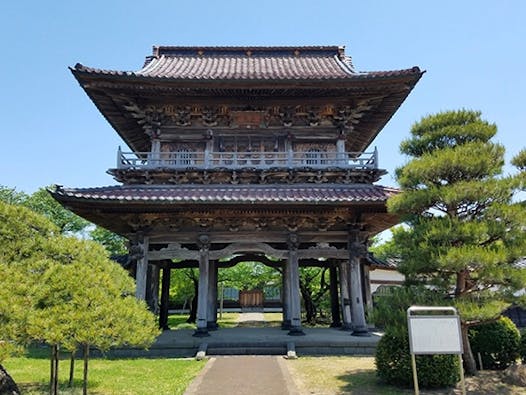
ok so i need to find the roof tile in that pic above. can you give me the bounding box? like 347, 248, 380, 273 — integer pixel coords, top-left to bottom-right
52, 184, 398, 204
73, 46, 421, 81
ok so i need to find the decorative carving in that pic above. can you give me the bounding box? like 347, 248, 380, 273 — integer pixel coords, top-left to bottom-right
288, 233, 299, 250
202, 107, 218, 127
173, 107, 192, 126
141, 107, 167, 137
348, 228, 369, 259
307, 107, 321, 126
197, 234, 210, 251
279, 106, 295, 127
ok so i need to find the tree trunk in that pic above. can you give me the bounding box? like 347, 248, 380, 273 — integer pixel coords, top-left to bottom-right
50, 344, 59, 395
461, 323, 477, 375
0, 364, 20, 395
83, 343, 89, 395
68, 349, 76, 387
187, 280, 198, 323
300, 285, 316, 323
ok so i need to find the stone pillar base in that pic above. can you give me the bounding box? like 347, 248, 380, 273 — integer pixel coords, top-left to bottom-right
281, 319, 291, 330
340, 323, 353, 331
351, 327, 370, 337
207, 321, 219, 331
193, 328, 210, 337
287, 326, 306, 336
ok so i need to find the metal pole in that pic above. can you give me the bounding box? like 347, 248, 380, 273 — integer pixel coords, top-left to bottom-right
458, 355, 466, 395
411, 353, 419, 395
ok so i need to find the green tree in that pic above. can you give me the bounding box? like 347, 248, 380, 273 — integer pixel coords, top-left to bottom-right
0, 201, 159, 394
0, 185, 28, 205
388, 110, 526, 374
299, 267, 330, 324
24, 187, 90, 234
89, 225, 128, 256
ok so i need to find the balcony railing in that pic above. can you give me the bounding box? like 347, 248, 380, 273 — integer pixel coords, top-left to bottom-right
116, 147, 378, 171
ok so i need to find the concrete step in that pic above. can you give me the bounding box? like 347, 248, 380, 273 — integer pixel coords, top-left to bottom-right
207, 346, 286, 355
206, 341, 287, 356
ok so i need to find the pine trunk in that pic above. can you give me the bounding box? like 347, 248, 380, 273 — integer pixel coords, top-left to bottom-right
49, 344, 59, 395
83, 343, 89, 395
0, 364, 20, 395
461, 323, 477, 375
187, 280, 198, 323
68, 350, 76, 387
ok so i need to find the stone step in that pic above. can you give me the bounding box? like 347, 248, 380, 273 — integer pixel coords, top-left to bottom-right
207, 346, 287, 356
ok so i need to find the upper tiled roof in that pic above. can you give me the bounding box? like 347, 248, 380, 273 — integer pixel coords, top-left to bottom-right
52, 184, 398, 205
73, 46, 420, 81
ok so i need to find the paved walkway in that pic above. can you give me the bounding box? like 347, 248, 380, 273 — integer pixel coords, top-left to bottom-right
236, 311, 265, 326
184, 356, 299, 395
185, 313, 298, 394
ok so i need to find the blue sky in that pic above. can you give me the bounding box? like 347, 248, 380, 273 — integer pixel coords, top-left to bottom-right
1, 1, 524, 193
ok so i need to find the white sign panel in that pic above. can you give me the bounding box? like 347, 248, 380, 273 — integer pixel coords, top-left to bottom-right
408, 316, 463, 355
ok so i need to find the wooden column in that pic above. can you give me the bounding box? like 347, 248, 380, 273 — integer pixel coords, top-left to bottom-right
329, 265, 342, 328
287, 233, 305, 336
207, 260, 218, 330
134, 235, 149, 301
146, 264, 160, 314
339, 261, 352, 330
281, 261, 291, 329
159, 264, 171, 330
349, 228, 370, 336
194, 235, 210, 337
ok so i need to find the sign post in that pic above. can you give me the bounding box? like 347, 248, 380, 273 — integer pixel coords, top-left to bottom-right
407, 306, 466, 395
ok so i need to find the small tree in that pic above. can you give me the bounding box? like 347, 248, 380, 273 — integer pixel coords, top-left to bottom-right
299, 267, 330, 324
0, 201, 159, 394
388, 110, 526, 374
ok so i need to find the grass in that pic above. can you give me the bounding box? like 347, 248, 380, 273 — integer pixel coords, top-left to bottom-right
287, 356, 411, 395
3, 353, 205, 395
167, 312, 240, 330
287, 356, 526, 395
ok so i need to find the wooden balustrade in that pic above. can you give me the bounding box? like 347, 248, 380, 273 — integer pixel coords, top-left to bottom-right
116, 147, 378, 170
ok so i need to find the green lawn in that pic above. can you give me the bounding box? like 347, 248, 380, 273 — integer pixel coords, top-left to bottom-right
4, 354, 205, 395
167, 312, 239, 329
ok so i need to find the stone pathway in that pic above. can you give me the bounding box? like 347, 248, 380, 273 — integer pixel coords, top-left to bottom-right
185, 313, 299, 394
183, 356, 299, 395
236, 312, 265, 325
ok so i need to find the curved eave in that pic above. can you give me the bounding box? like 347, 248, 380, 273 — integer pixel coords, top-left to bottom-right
71, 64, 423, 87
71, 66, 423, 154
50, 184, 401, 236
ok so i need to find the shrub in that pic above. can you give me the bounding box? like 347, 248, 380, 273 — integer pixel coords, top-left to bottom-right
376, 331, 459, 388
469, 316, 520, 370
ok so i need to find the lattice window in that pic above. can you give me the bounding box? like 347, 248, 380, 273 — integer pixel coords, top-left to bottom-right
304, 148, 326, 165
175, 148, 194, 165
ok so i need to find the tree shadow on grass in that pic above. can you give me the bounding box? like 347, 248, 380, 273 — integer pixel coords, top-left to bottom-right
335, 369, 522, 395
335, 369, 413, 395
18, 379, 104, 395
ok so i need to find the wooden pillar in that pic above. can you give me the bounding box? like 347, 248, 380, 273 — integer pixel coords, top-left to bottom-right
159, 265, 171, 330
146, 264, 160, 314
339, 261, 352, 330
281, 261, 291, 329
134, 235, 149, 300
349, 228, 370, 336
287, 233, 305, 336
207, 260, 218, 330
194, 235, 210, 337
329, 265, 342, 328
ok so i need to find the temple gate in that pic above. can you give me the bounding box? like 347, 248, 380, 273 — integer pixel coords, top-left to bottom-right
52, 45, 422, 337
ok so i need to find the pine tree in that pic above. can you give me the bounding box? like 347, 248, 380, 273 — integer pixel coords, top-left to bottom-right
388, 110, 526, 374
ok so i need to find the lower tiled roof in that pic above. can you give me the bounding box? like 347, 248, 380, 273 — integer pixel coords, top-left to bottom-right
52, 184, 398, 204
